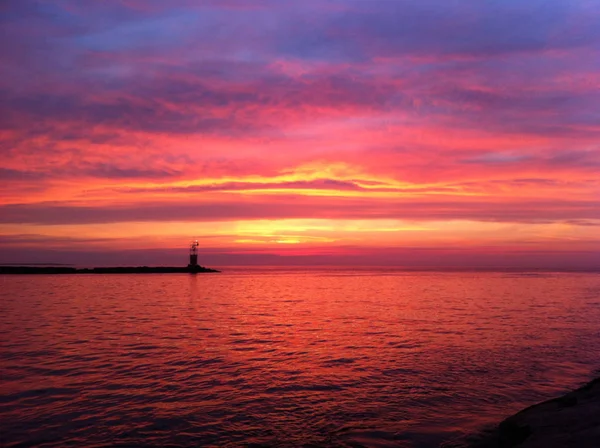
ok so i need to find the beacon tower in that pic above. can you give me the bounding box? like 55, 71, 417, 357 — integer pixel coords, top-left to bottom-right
189, 240, 199, 268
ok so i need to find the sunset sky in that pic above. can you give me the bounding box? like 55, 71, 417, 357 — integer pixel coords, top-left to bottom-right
1, 0, 599, 268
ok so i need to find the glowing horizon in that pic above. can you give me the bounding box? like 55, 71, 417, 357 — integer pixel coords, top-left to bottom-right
1, 0, 599, 268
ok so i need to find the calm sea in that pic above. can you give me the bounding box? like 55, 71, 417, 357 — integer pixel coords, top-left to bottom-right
1, 269, 599, 447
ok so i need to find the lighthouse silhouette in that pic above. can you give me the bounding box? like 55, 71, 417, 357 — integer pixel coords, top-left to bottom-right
189, 240, 199, 268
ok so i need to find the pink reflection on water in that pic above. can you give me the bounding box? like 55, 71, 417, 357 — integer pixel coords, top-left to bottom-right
1, 270, 599, 446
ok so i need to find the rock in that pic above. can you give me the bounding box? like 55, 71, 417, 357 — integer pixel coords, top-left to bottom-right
450, 376, 600, 448
497, 419, 531, 446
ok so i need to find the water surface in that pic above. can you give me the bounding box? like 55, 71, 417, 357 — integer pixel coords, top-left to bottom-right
1, 269, 599, 447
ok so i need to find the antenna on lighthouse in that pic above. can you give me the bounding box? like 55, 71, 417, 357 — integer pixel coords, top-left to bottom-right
189, 240, 199, 268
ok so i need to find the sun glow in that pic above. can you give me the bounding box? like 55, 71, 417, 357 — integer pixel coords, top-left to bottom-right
2, 0, 599, 268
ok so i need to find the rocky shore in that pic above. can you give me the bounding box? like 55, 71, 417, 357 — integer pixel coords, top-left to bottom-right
446, 376, 600, 447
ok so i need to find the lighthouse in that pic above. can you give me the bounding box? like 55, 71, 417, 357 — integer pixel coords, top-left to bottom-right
189, 240, 199, 268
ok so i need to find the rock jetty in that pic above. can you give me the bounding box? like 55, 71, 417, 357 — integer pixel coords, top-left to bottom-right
0, 265, 219, 274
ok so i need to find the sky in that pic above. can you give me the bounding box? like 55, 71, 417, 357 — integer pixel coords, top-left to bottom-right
1, 0, 599, 268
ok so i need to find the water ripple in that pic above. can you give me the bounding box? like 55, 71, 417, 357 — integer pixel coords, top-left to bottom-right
1, 271, 600, 447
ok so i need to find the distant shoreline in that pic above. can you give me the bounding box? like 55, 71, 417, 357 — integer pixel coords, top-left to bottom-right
2, 265, 599, 273
0, 265, 220, 274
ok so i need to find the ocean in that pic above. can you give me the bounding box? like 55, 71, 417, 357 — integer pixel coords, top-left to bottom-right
1, 268, 599, 447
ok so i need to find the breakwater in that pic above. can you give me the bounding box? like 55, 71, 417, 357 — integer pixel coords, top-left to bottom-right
0, 265, 219, 274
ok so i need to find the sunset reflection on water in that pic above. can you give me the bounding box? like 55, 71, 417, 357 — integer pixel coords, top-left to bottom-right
1, 269, 599, 447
